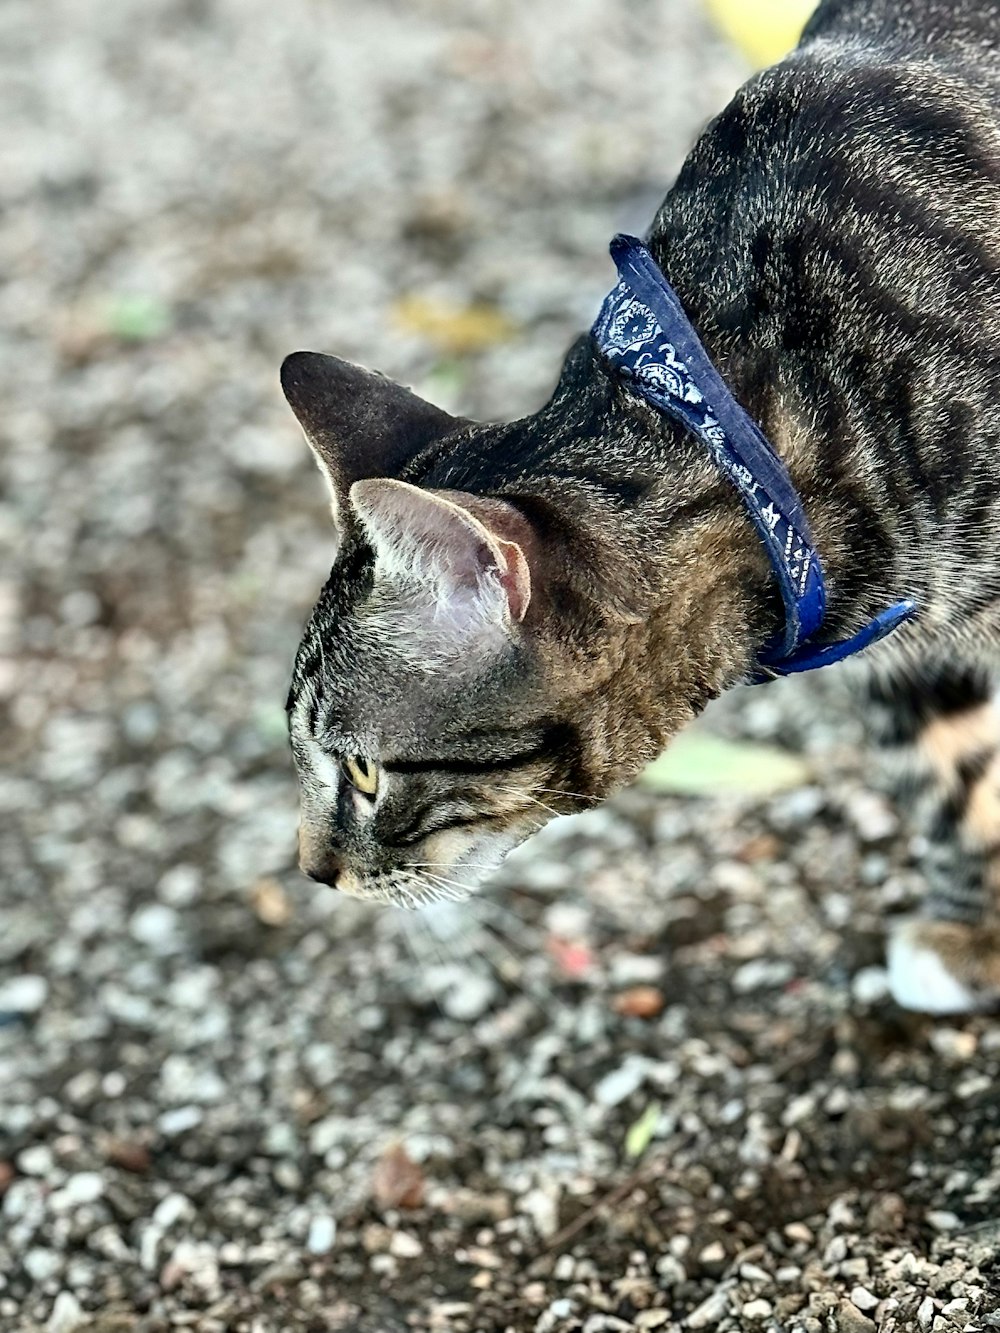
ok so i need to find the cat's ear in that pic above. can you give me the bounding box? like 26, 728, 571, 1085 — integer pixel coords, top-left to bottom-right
350, 478, 532, 626
280, 352, 464, 524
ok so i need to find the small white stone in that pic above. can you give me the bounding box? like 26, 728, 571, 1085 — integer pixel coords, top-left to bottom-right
0, 974, 48, 1014
152, 1192, 194, 1230
782, 1092, 816, 1127
520, 1187, 559, 1240
50, 1173, 104, 1212
742, 1299, 772, 1321
24, 1249, 62, 1282
388, 1231, 423, 1258
129, 903, 181, 952
851, 966, 890, 1006
306, 1214, 336, 1255
18, 1144, 55, 1176
929, 1028, 978, 1060
654, 1254, 686, 1286
925, 1209, 961, 1232
687, 1286, 731, 1329
732, 958, 794, 993
594, 1058, 647, 1108
443, 971, 497, 1022
547, 1298, 575, 1320
157, 1105, 202, 1136
609, 952, 664, 985
47, 1292, 86, 1333
851, 1287, 879, 1312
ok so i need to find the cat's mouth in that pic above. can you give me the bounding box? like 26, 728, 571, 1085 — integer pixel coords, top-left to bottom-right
336, 868, 476, 909
331, 821, 536, 909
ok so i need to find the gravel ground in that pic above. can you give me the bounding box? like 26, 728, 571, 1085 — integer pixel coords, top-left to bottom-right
2, 1, 999, 1330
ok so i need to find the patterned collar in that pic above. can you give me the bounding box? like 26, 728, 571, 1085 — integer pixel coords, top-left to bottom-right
592, 234, 917, 679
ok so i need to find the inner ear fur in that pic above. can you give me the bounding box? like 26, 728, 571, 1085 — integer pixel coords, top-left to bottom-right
280, 351, 466, 521
349, 479, 533, 624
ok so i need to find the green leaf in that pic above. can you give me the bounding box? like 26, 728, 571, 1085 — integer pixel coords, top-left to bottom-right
625, 1101, 661, 1159
640, 733, 809, 796
103, 294, 172, 342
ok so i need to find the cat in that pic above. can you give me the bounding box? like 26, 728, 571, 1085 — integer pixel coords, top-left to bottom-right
283, 0, 1000, 1016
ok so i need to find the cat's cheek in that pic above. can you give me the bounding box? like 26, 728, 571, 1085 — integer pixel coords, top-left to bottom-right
419, 827, 483, 873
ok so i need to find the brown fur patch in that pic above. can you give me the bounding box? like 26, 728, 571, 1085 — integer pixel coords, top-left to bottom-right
964, 752, 1000, 847
919, 702, 996, 784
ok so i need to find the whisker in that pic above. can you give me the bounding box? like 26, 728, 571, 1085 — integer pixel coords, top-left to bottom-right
534, 787, 601, 805
495, 787, 563, 820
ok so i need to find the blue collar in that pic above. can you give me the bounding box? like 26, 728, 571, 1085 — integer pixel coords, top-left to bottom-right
592, 234, 917, 679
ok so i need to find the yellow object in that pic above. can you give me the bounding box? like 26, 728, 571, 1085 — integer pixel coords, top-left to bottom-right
392, 294, 515, 355
704, 0, 819, 67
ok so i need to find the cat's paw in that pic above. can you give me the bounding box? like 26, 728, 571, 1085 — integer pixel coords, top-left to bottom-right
887, 919, 1000, 1014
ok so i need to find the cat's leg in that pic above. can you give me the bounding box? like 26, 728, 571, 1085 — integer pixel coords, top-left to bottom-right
866, 660, 1000, 1013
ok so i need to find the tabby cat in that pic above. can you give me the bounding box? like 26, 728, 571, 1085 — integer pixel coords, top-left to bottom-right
283, 0, 1000, 1015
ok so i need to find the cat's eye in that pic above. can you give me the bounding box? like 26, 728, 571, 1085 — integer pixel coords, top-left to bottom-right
341, 755, 379, 797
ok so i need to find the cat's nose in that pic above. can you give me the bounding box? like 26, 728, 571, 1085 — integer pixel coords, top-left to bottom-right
302, 861, 341, 886
298, 820, 345, 886
299, 848, 344, 887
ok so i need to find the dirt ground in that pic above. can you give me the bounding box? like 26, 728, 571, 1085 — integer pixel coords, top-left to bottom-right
1, 1, 999, 1330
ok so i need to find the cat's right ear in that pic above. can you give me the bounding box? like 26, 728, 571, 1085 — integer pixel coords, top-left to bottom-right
280, 351, 465, 526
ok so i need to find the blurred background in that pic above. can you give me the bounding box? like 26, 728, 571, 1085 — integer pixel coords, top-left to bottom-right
2, 1, 999, 1330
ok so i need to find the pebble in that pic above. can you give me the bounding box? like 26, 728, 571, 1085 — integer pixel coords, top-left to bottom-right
0, 974, 48, 1015
609, 952, 664, 985
926, 1210, 961, 1232
594, 1058, 648, 1108
152, 1193, 194, 1230
306, 1214, 336, 1255
24, 1249, 63, 1283
157, 1106, 203, 1136
930, 1028, 978, 1061
18, 1145, 55, 1177
836, 1300, 876, 1333
732, 958, 795, 992
851, 966, 890, 1005
443, 971, 497, 1022
47, 1292, 86, 1333
388, 1231, 423, 1259
698, 1241, 726, 1266
686, 1286, 732, 1329
741, 1298, 772, 1320
50, 1173, 105, 1212
850, 1286, 879, 1312
129, 902, 182, 952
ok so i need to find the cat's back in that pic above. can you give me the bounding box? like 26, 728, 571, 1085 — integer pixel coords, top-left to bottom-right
655, 0, 1000, 337
805, 0, 1000, 71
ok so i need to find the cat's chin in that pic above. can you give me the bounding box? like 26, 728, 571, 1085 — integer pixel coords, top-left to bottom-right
336, 826, 532, 910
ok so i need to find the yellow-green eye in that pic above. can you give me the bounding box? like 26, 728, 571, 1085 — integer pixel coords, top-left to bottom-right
342, 755, 378, 796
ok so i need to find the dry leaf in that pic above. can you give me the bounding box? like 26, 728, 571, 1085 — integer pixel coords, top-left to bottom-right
392, 294, 515, 355
105, 1138, 151, 1174
372, 1142, 425, 1211
252, 878, 291, 927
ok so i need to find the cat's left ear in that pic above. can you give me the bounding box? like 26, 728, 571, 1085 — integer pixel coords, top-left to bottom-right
350, 478, 532, 626
280, 351, 465, 525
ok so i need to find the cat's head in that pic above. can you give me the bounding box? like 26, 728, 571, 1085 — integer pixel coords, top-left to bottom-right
281, 347, 658, 907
